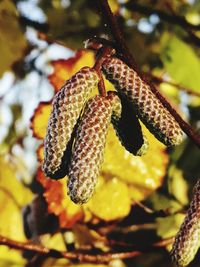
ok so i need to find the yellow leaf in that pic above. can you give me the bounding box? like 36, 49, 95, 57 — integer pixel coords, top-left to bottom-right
0, 246, 26, 267
87, 176, 131, 221
102, 125, 168, 201
0, 156, 33, 209
0, 155, 33, 263
108, 0, 119, 13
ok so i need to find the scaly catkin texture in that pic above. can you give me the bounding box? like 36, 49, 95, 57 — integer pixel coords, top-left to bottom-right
102, 57, 183, 146
108, 91, 149, 156
42, 67, 99, 179
171, 179, 200, 267
67, 95, 113, 204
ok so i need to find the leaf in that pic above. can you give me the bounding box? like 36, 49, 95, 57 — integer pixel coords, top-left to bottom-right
161, 35, 200, 93
156, 214, 185, 239
37, 143, 44, 163
108, 0, 119, 13
168, 165, 189, 205
148, 192, 183, 214
30, 102, 51, 139
73, 224, 103, 248
0, 156, 33, 210
48, 50, 95, 92
40, 233, 67, 251
87, 176, 131, 221
0, 246, 25, 267
37, 168, 84, 228
0, 156, 33, 264
102, 125, 168, 201
0, 0, 27, 77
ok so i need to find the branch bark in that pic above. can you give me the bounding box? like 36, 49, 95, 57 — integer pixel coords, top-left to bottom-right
97, 0, 200, 148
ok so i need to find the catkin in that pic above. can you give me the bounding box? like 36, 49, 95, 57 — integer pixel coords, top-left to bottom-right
67, 95, 113, 204
42, 67, 99, 179
108, 91, 149, 156
171, 179, 200, 267
102, 57, 183, 146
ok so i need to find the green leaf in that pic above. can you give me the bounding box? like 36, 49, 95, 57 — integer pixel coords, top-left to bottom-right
161, 35, 200, 93
168, 165, 189, 205
156, 213, 185, 239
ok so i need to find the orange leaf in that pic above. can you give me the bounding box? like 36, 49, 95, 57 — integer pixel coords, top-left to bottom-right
36, 144, 44, 163
30, 102, 51, 139
48, 50, 95, 92
37, 168, 83, 228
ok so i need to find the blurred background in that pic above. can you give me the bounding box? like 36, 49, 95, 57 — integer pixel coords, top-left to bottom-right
0, 0, 200, 266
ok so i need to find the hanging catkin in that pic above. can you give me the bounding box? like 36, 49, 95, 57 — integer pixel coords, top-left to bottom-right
171, 179, 200, 267
42, 67, 99, 179
102, 57, 183, 146
67, 95, 113, 204
108, 91, 149, 156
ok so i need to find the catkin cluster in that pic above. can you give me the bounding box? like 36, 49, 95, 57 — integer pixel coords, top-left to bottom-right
42, 53, 183, 204
171, 179, 200, 267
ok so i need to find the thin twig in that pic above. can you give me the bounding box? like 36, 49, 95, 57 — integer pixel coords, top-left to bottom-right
98, 0, 200, 148
0, 235, 141, 263
0, 235, 174, 263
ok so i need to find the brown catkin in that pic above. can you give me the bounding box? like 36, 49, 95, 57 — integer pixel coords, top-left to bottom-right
102, 57, 183, 146
171, 179, 200, 267
108, 91, 149, 156
67, 95, 113, 204
42, 67, 99, 179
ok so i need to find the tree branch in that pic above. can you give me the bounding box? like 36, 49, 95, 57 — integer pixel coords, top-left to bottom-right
97, 0, 200, 148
